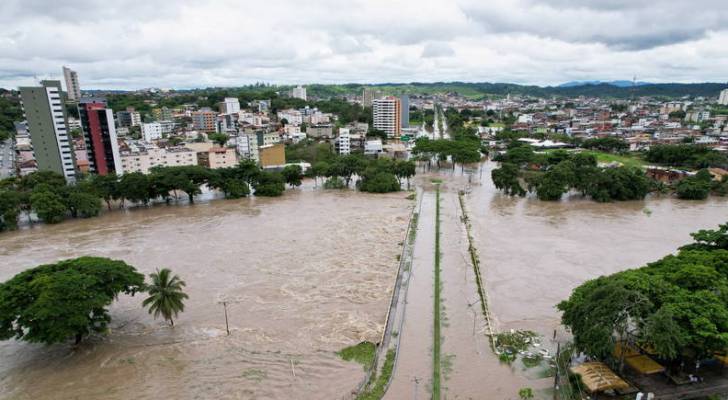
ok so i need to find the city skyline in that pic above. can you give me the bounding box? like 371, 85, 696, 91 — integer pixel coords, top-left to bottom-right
1, 0, 728, 90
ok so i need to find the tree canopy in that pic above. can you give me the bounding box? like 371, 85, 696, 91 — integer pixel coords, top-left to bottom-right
0, 257, 145, 344
558, 224, 728, 362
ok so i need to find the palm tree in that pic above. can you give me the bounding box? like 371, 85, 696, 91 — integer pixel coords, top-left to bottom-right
143, 268, 188, 326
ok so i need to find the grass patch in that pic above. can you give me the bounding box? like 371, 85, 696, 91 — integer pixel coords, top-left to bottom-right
408, 213, 419, 245
433, 187, 442, 400
241, 368, 268, 382
583, 151, 646, 169
338, 342, 376, 370
406, 193, 416, 200
431, 178, 443, 184
357, 348, 396, 400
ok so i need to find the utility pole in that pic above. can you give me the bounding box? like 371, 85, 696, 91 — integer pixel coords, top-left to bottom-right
222, 301, 230, 335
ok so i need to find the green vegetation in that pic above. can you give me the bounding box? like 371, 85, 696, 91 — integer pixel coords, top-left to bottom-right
492, 148, 650, 202
433, 186, 442, 400
337, 341, 376, 370
558, 222, 728, 363
285, 139, 336, 164
645, 144, 728, 169
581, 137, 628, 153
0, 257, 145, 344
0, 161, 296, 231
583, 151, 646, 168
0, 90, 23, 139
281, 164, 303, 188
142, 268, 188, 327
676, 169, 713, 200
356, 348, 396, 400
518, 387, 535, 400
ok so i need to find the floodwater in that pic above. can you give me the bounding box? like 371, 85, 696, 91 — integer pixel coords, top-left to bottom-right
466, 161, 728, 339
0, 187, 412, 400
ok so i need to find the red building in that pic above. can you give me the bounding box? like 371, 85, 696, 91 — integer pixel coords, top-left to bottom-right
78, 99, 122, 175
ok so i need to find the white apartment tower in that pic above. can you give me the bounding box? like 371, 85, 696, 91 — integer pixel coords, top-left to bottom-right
219, 97, 241, 114
62, 66, 81, 102
290, 85, 307, 101
337, 128, 351, 155
373, 96, 402, 138
719, 89, 728, 106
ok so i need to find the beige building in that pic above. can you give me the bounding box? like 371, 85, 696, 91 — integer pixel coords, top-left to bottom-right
120, 146, 198, 174
198, 147, 238, 169
259, 143, 286, 168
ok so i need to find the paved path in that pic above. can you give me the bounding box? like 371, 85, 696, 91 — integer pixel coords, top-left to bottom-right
385, 191, 436, 400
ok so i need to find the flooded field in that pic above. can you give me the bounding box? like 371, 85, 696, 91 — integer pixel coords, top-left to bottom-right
0, 188, 412, 400
466, 161, 728, 338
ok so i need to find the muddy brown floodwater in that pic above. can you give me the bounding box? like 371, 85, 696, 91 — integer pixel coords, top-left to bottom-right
0, 188, 411, 400
467, 161, 728, 340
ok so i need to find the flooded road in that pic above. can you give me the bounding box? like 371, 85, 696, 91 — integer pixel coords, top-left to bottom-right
466, 161, 728, 338
0, 188, 412, 400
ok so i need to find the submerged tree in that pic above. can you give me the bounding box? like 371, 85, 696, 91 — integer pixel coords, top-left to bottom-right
0, 257, 145, 344
142, 268, 188, 327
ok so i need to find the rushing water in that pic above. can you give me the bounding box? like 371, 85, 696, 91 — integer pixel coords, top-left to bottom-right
0, 187, 412, 400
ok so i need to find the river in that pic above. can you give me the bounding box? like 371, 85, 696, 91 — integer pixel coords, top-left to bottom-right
0, 187, 412, 400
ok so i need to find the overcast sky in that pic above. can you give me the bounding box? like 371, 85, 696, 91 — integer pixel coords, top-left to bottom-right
2, 0, 727, 90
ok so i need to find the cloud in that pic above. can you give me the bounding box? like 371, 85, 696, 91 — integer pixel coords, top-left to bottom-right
0, 0, 726, 89
421, 42, 455, 58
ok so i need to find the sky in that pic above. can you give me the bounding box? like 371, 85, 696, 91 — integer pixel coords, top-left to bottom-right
1, 0, 727, 90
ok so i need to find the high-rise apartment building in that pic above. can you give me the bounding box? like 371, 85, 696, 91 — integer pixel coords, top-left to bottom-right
19, 80, 77, 181
719, 89, 728, 106
373, 96, 402, 138
400, 95, 410, 128
78, 98, 122, 175
290, 85, 307, 101
362, 88, 382, 107
192, 109, 218, 132
219, 97, 241, 114
62, 66, 81, 102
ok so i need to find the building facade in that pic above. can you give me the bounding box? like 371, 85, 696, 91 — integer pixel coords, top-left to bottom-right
373, 96, 402, 138
62, 66, 81, 102
117, 108, 142, 127
290, 85, 307, 101
119, 145, 197, 174
19, 80, 77, 181
142, 122, 163, 142
219, 97, 241, 114
78, 98, 122, 175
400, 95, 409, 128
337, 128, 351, 155
192, 110, 218, 132
720, 89, 728, 106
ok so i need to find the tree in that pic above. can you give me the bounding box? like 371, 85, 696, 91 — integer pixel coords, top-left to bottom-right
0, 257, 145, 344
281, 164, 303, 187
680, 222, 728, 252
65, 191, 101, 218
142, 268, 188, 327
208, 133, 229, 147
310, 161, 330, 188
91, 173, 119, 210
30, 189, 67, 223
393, 160, 416, 190
0, 190, 21, 231
359, 172, 400, 193
118, 172, 153, 206
676, 169, 712, 200
492, 163, 526, 196
253, 171, 286, 197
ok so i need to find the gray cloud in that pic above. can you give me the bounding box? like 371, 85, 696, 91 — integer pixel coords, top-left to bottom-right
0, 0, 726, 89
